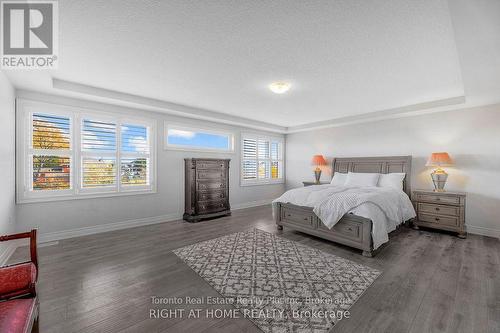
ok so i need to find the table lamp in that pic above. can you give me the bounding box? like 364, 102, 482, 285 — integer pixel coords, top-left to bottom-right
311, 155, 327, 184
426, 152, 453, 192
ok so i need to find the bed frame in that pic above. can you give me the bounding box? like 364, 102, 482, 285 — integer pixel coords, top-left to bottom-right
275, 156, 412, 257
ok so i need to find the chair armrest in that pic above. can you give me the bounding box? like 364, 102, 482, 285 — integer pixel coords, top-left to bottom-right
0, 230, 38, 274
0, 231, 34, 242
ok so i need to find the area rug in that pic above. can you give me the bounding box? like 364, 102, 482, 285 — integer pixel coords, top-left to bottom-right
173, 228, 380, 332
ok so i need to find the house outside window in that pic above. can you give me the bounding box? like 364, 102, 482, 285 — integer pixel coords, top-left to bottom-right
16, 99, 156, 203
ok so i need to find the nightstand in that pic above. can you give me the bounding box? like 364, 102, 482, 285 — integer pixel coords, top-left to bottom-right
412, 190, 466, 238
303, 181, 329, 187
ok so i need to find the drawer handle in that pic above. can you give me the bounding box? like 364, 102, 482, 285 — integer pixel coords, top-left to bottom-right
287, 214, 291, 217
435, 217, 440, 221
347, 227, 353, 231
220, 184, 224, 187
303, 218, 308, 221
436, 198, 441, 201
435, 208, 440, 211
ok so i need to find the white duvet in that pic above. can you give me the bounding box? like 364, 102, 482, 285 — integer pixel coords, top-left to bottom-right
272, 185, 416, 249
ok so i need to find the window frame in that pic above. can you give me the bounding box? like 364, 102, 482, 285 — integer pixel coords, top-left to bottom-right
119, 119, 153, 192
164, 122, 235, 153
79, 113, 119, 195
16, 99, 157, 203
25, 107, 75, 198
240, 132, 285, 186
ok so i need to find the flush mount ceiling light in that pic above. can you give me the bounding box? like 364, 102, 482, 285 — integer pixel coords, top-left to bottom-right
268, 81, 291, 94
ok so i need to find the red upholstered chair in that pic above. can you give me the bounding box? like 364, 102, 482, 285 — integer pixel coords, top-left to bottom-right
0, 230, 39, 333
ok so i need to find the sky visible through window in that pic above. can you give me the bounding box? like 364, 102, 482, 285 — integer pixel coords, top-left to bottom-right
81, 121, 148, 153
122, 124, 148, 153
167, 129, 230, 150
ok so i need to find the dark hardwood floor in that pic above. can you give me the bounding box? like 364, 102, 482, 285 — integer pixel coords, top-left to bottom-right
9, 205, 500, 333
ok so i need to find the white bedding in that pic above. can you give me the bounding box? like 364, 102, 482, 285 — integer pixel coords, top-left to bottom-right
272, 184, 416, 249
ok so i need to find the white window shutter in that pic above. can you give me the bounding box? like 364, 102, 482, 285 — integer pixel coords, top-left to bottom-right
242, 138, 257, 180
120, 124, 151, 186
31, 113, 72, 191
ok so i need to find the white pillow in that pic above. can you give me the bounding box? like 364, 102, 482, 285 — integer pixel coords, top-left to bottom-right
344, 172, 380, 187
330, 172, 348, 186
378, 173, 406, 191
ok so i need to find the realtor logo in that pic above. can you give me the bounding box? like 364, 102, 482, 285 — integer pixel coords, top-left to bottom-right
1, 0, 58, 69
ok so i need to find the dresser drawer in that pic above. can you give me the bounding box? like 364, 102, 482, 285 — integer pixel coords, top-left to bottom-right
195, 160, 226, 169
281, 207, 315, 228
197, 200, 228, 214
414, 193, 461, 205
418, 213, 459, 227
198, 190, 226, 201
197, 170, 225, 180
197, 181, 226, 191
418, 203, 460, 217
319, 220, 363, 242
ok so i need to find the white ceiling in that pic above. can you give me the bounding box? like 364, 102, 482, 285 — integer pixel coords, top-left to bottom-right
3, 0, 500, 130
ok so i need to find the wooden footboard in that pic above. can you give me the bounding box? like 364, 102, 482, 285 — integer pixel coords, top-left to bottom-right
275, 202, 374, 257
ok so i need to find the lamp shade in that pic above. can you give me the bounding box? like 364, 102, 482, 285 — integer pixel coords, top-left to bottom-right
426, 152, 453, 167
311, 155, 327, 166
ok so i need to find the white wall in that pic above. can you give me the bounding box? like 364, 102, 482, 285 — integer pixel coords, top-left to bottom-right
0, 71, 16, 263
15, 92, 285, 242
286, 104, 500, 238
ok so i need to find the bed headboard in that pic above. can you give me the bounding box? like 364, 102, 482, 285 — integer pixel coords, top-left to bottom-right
332, 156, 412, 197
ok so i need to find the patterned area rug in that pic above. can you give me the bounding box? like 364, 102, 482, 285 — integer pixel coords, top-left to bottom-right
173, 229, 380, 332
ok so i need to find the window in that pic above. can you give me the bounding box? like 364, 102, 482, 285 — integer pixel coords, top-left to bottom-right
81, 118, 117, 191
30, 113, 72, 192
17, 100, 156, 203
241, 134, 284, 185
165, 123, 234, 152
120, 124, 151, 187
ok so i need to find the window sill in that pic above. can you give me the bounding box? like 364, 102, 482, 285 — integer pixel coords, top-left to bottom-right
240, 180, 285, 187
16, 188, 157, 204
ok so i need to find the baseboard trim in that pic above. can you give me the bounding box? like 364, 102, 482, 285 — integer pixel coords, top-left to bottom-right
31, 204, 500, 247
0, 240, 23, 266
231, 199, 272, 210
466, 225, 500, 239
38, 200, 274, 243
39, 213, 182, 243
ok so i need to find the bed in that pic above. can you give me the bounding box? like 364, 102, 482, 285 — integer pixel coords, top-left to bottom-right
274, 156, 413, 257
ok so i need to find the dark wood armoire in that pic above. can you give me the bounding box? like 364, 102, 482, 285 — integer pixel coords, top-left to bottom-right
183, 158, 231, 222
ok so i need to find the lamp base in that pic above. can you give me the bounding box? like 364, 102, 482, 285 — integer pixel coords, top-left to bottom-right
431, 169, 448, 192
314, 169, 322, 184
